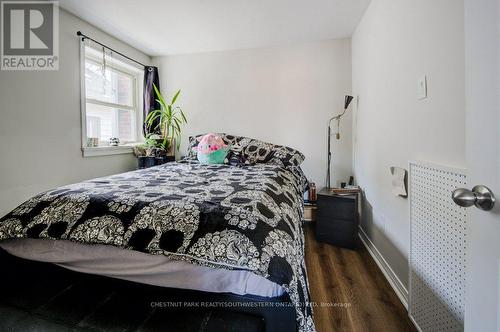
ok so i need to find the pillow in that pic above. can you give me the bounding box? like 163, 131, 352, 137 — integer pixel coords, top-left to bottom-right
185, 133, 305, 167
193, 133, 229, 164
242, 139, 276, 165
185, 133, 226, 160
267, 145, 305, 167
198, 148, 229, 164
224, 150, 251, 166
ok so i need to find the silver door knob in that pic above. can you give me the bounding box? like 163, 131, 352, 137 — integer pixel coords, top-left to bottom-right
452, 185, 496, 211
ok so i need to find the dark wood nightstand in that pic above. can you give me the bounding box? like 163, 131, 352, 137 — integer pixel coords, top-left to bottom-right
315, 188, 360, 249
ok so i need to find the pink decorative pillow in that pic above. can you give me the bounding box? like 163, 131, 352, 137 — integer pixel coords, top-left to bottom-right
193, 133, 229, 164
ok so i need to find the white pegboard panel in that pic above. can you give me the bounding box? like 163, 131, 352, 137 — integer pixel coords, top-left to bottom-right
409, 161, 467, 332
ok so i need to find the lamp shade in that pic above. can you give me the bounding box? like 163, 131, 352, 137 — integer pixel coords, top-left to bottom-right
344, 95, 354, 110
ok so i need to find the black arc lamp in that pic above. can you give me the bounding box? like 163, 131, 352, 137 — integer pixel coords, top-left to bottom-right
344, 95, 354, 111
326, 95, 354, 188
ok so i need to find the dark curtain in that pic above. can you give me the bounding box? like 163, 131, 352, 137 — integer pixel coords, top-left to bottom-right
143, 66, 161, 136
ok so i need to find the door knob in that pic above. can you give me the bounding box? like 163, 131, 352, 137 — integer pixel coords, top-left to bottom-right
452, 185, 496, 211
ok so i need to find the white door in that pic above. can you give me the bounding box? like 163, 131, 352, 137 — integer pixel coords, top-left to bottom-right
462, 0, 500, 330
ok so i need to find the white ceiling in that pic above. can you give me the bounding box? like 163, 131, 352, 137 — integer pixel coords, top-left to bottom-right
60, 0, 370, 56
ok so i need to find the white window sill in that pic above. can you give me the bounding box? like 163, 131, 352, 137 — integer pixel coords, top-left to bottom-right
82, 144, 137, 157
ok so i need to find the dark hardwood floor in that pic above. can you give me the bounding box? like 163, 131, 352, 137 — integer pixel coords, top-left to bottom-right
304, 224, 417, 332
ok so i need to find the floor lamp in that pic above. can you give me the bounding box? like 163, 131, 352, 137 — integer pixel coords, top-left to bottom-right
326, 95, 354, 189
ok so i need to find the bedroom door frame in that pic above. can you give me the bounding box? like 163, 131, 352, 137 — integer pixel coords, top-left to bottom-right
463, 0, 500, 330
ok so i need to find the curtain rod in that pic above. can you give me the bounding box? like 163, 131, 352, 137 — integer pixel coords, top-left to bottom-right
77, 31, 148, 68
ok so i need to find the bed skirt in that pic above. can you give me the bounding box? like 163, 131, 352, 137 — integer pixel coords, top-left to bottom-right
0, 248, 297, 332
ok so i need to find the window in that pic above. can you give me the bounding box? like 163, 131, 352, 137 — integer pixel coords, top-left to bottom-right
80, 44, 143, 156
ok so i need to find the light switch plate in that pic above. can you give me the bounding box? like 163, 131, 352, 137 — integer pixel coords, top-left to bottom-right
418, 75, 427, 99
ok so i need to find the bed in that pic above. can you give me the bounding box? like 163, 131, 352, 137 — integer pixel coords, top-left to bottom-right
0, 134, 315, 332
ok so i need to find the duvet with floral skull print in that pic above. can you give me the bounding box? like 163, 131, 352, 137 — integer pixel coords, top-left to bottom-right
0, 161, 315, 331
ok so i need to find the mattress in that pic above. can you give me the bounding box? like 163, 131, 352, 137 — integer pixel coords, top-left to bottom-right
0, 159, 314, 331
0, 238, 284, 298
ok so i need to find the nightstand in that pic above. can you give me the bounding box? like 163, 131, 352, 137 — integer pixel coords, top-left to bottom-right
315, 188, 360, 249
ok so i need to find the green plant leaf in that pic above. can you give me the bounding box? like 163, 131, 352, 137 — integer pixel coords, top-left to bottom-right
153, 84, 168, 108
179, 108, 187, 123
172, 119, 181, 136
171, 89, 181, 105
146, 110, 162, 131
171, 106, 186, 123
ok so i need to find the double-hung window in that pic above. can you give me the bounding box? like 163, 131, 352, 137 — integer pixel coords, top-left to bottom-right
81, 44, 143, 156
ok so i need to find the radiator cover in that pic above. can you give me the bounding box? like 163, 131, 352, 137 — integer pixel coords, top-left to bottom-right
409, 161, 467, 332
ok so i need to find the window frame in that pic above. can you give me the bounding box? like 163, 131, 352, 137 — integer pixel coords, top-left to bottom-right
80, 41, 144, 157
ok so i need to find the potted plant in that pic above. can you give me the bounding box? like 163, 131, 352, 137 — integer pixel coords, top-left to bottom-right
145, 84, 187, 157
133, 133, 168, 168
133, 134, 162, 156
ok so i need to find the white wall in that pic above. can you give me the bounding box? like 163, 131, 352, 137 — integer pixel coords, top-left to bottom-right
153, 39, 352, 186
352, 0, 465, 289
0, 9, 151, 217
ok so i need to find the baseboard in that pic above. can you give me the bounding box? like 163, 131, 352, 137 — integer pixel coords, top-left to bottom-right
358, 227, 409, 309
409, 314, 423, 332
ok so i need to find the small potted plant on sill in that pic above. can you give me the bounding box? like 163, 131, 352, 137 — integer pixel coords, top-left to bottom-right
133, 134, 165, 168
145, 84, 187, 158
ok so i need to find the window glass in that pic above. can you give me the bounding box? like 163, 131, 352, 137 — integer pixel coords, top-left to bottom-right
82, 46, 140, 147
85, 103, 136, 144
85, 59, 134, 107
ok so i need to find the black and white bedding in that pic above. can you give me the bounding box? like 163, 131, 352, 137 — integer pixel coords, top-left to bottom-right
0, 135, 314, 332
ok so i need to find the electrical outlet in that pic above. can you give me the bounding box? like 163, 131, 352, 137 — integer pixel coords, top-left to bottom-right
418, 75, 427, 99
